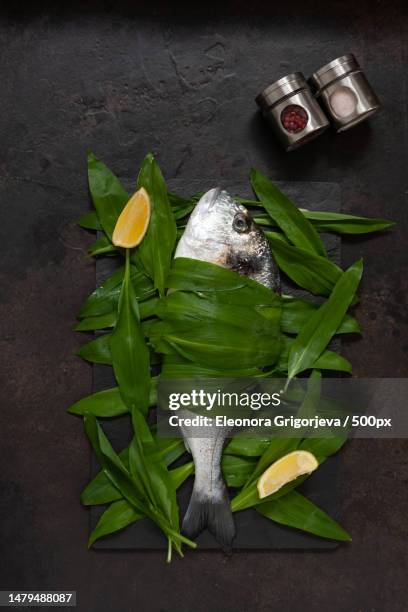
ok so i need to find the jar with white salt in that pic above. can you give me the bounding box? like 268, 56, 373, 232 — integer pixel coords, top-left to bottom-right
309, 54, 380, 132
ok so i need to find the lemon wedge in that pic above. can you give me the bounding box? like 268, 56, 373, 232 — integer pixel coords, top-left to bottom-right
257, 450, 318, 499
112, 187, 151, 248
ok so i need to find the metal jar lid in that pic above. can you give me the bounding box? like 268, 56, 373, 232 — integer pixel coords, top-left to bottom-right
256, 72, 308, 112
310, 54, 360, 92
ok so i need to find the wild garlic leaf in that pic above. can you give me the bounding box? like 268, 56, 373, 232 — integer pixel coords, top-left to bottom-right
287, 259, 363, 380
68, 387, 128, 418
299, 209, 394, 235
87, 151, 129, 239
77, 334, 112, 365
87, 461, 194, 547
281, 297, 360, 335
81, 438, 187, 507
137, 154, 177, 296
251, 169, 326, 257
268, 237, 342, 297
257, 491, 351, 541
109, 251, 151, 416
79, 265, 154, 319
77, 210, 102, 231
88, 499, 143, 547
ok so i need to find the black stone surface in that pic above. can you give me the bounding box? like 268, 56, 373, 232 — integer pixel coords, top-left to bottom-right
0, 3, 407, 611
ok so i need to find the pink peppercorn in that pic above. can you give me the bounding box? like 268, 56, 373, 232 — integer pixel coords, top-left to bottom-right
281, 105, 308, 133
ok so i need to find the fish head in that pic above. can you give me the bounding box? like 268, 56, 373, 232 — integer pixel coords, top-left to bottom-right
175, 188, 279, 291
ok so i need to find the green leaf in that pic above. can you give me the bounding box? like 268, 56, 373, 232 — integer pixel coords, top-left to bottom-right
277, 336, 352, 374
254, 210, 394, 236
79, 265, 154, 319
224, 437, 271, 457
83, 414, 197, 557
137, 154, 177, 296
168, 192, 196, 220
296, 370, 321, 418
257, 490, 351, 541
167, 258, 279, 304
81, 465, 123, 506
151, 321, 281, 370
230, 439, 300, 512
83, 414, 146, 515
76, 325, 159, 367
288, 370, 322, 437
251, 169, 326, 257
68, 387, 128, 417
155, 290, 281, 331
161, 352, 263, 378
268, 237, 342, 297
152, 290, 281, 369
231, 472, 305, 512
230, 431, 346, 514
129, 409, 180, 533
80, 267, 125, 317
88, 499, 143, 547
68, 381, 157, 417
88, 236, 118, 257
287, 259, 363, 380
281, 297, 360, 335
313, 350, 352, 373
78, 211, 102, 230
87, 461, 194, 547
110, 250, 151, 415
155, 438, 186, 466
170, 461, 194, 488
123, 409, 186, 560
231, 373, 321, 512
139, 298, 159, 320
264, 230, 290, 244
222, 455, 257, 488
81, 438, 186, 506
300, 435, 347, 461
76, 298, 159, 332
152, 258, 282, 370
75, 312, 116, 331
313, 221, 393, 234
299, 209, 394, 235
173, 204, 195, 221
77, 334, 112, 365
168, 192, 189, 207
236, 197, 394, 236
87, 151, 129, 239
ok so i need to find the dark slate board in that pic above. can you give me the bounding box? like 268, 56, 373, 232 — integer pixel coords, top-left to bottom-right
90, 180, 341, 550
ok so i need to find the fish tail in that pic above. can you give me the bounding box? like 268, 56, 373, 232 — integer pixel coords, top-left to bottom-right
182, 483, 236, 551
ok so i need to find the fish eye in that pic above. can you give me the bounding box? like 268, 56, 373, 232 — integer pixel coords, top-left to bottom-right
233, 213, 250, 233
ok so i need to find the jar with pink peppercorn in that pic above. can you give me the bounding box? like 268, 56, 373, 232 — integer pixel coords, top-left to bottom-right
256, 72, 329, 151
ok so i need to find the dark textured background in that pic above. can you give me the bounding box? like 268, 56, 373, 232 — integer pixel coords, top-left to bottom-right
0, 2, 407, 611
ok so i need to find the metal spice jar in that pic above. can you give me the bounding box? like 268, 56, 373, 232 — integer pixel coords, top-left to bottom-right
256, 72, 329, 151
309, 54, 380, 132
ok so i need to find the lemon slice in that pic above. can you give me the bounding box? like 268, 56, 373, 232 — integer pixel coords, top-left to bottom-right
257, 450, 318, 499
112, 187, 151, 248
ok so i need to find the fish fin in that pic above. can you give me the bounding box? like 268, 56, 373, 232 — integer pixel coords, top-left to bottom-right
182, 484, 235, 551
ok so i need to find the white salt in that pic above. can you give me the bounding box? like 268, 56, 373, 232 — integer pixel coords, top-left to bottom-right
329, 86, 357, 118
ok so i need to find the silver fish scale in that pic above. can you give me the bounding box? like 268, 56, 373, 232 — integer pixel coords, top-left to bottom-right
178, 411, 232, 499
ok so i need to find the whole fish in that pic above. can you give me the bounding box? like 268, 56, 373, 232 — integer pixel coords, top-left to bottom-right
174, 187, 280, 549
